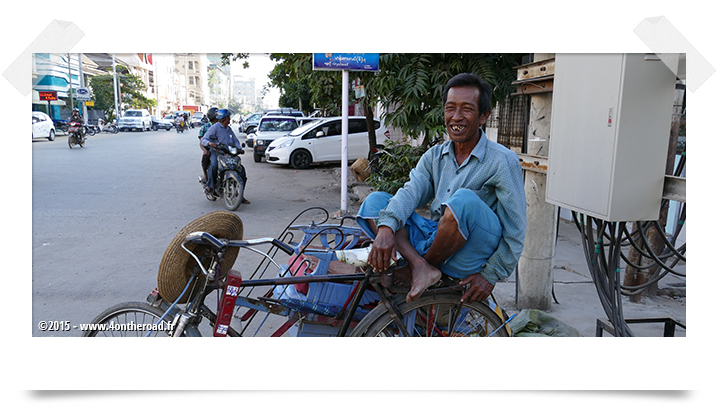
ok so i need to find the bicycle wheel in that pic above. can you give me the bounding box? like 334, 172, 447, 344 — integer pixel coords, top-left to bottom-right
81, 301, 177, 337
350, 294, 509, 337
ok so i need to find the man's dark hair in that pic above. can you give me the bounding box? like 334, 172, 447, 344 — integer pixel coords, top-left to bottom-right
442, 73, 493, 115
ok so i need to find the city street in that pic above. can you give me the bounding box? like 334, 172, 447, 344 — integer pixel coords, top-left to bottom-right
32, 125, 359, 336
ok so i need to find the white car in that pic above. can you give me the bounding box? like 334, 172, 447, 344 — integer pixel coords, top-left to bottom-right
32, 111, 56, 141
265, 116, 388, 169
192, 111, 205, 127
117, 109, 152, 132
250, 115, 304, 163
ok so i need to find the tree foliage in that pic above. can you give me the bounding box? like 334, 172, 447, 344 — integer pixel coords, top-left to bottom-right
267, 53, 345, 116
88, 65, 156, 120
367, 140, 426, 194
278, 80, 313, 112
368, 53, 524, 147
220, 54, 250, 68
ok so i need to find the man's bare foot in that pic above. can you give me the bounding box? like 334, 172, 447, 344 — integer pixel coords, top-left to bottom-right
381, 266, 413, 293
406, 259, 442, 302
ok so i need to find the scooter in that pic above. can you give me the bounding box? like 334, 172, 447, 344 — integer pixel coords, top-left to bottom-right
68, 121, 85, 148
200, 143, 246, 211
97, 119, 119, 134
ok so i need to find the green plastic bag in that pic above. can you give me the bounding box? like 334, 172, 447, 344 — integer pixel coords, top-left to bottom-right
508, 309, 583, 337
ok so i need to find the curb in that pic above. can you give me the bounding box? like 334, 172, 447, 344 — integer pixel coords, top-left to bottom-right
330, 167, 375, 204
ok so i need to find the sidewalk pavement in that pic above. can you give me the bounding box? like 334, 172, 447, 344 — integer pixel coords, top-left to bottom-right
333, 168, 687, 337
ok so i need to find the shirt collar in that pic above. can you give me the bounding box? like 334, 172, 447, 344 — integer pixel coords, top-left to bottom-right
441, 129, 488, 165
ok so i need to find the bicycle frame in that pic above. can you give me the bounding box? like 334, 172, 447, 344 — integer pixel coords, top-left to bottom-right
144, 207, 380, 337
140, 207, 508, 338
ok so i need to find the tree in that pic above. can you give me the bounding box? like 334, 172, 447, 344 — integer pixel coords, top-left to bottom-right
278, 80, 312, 112
368, 53, 524, 148
88, 65, 156, 121
220, 54, 249, 68
267, 53, 344, 116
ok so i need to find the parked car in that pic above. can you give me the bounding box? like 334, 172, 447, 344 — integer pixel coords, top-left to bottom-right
118, 109, 152, 132
162, 115, 176, 127
191, 112, 205, 127
265, 116, 388, 170
240, 112, 262, 134
265, 108, 305, 117
151, 116, 173, 131
32, 111, 56, 141
250, 115, 305, 162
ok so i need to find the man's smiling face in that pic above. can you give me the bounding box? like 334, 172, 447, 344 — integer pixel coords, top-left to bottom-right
444, 86, 490, 145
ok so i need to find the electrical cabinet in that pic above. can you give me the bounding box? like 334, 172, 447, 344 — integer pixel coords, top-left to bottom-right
545, 53, 677, 221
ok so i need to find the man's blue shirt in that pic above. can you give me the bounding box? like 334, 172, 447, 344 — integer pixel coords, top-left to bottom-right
377, 130, 527, 284
201, 122, 241, 149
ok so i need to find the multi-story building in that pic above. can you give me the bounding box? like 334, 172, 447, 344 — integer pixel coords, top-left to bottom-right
206, 53, 231, 107
32, 53, 84, 120
232, 75, 256, 113
149, 54, 178, 116
114, 53, 155, 115
173, 54, 208, 113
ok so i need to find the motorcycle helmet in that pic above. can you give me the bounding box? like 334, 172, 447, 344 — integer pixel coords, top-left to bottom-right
206, 107, 218, 122
216, 108, 233, 121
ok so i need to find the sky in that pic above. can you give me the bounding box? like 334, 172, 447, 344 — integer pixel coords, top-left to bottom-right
230, 53, 280, 109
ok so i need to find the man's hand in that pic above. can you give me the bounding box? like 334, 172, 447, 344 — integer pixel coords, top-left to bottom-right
459, 273, 494, 304
368, 226, 397, 273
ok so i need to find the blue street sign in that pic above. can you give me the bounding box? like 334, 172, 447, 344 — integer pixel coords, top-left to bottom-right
313, 53, 379, 72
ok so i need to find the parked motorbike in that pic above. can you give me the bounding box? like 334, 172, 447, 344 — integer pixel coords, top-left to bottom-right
53, 119, 69, 135
200, 143, 246, 211
67, 121, 85, 148
84, 124, 96, 137
97, 119, 119, 134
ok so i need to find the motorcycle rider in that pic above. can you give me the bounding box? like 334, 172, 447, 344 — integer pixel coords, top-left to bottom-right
70, 108, 83, 123
175, 113, 185, 131
69, 108, 84, 139
201, 108, 250, 204
198, 107, 218, 183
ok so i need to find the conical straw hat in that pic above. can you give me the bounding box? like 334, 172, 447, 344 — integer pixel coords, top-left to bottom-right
157, 211, 244, 303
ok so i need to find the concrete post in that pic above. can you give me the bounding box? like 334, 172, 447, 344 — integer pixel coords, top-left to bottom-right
516, 53, 558, 310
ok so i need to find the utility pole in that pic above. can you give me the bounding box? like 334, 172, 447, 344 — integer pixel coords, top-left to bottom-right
112, 54, 120, 122
516, 53, 557, 310
78, 53, 87, 124
67, 54, 74, 112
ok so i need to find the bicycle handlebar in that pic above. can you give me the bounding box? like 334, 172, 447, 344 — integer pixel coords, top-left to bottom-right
184, 232, 294, 255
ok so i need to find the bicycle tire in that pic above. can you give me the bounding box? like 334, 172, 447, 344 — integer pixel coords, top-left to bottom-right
350, 294, 509, 337
81, 301, 180, 337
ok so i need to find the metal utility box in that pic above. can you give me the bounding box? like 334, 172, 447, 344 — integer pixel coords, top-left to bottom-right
546, 53, 677, 221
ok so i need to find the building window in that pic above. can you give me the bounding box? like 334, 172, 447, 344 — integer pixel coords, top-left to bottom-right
493, 95, 528, 152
